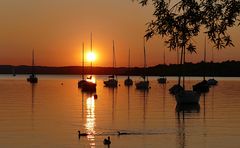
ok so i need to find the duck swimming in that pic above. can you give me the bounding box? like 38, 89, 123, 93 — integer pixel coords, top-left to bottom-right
78, 130, 88, 137
117, 131, 128, 135
103, 136, 111, 145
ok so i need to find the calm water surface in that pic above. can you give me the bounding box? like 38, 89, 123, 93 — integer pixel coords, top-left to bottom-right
0, 75, 240, 148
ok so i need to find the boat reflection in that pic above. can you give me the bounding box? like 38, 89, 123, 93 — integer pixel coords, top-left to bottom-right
175, 104, 200, 114
110, 88, 117, 123
30, 83, 36, 129
176, 103, 200, 148
31, 83, 36, 114
85, 95, 96, 147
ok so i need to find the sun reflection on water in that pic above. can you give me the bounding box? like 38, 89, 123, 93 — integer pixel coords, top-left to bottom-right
85, 95, 96, 147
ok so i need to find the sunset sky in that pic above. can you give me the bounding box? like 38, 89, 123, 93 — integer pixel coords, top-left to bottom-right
0, 0, 239, 67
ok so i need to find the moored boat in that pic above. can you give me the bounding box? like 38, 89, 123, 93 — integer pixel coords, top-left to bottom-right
104, 41, 118, 88
27, 49, 38, 83
135, 38, 150, 90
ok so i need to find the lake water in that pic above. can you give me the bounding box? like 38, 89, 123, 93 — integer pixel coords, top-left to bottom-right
0, 75, 240, 148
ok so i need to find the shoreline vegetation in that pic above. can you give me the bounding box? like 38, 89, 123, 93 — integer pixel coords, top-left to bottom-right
1, 60, 240, 77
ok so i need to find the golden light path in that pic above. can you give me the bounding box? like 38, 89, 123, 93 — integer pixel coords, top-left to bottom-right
85, 95, 96, 147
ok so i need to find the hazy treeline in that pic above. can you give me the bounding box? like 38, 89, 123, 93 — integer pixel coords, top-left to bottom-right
1, 60, 240, 77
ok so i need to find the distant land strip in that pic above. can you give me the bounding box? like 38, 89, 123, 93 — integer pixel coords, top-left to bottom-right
1, 60, 240, 77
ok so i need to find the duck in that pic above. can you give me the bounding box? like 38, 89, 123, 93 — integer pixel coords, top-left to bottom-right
103, 136, 111, 145
117, 131, 128, 135
78, 130, 88, 137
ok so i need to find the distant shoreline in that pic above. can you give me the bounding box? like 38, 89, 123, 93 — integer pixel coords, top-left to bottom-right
1, 60, 240, 77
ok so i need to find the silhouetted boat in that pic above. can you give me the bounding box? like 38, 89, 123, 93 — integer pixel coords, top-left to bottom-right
136, 38, 149, 90
169, 47, 182, 94
27, 49, 38, 83
207, 78, 218, 85
173, 35, 200, 104
80, 80, 96, 92
158, 48, 167, 84
136, 76, 149, 89
193, 79, 209, 93
12, 67, 16, 77
104, 75, 118, 87
124, 48, 133, 86
169, 84, 184, 95
104, 40, 118, 88
207, 46, 218, 86
78, 43, 87, 87
193, 37, 209, 93
78, 35, 96, 92
125, 77, 133, 86
158, 77, 167, 84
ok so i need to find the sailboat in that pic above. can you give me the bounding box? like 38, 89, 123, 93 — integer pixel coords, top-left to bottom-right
207, 77, 218, 85
27, 49, 38, 83
193, 37, 209, 93
169, 47, 184, 95
78, 35, 96, 92
158, 48, 167, 84
78, 43, 87, 87
135, 38, 149, 90
12, 67, 16, 77
124, 48, 133, 86
207, 47, 218, 85
104, 40, 118, 88
174, 38, 200, 104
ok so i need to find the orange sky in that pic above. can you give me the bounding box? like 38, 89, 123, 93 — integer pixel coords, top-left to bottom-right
0, 0, 239, 67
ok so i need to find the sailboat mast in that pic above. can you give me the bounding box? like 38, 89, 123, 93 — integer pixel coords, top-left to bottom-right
128, 48, 131, 78
113, 40, 115, 68
182, 45, 186, 89
163, 48, 166, 65
143, 38, 147, 81
90, 33, 93, 77
177, 47, 179, 64
112, 40, 116, 78
82, 43, 85, 80
204, 36, 207, 81
32, 49, 35, 75
211, 47, 214, 63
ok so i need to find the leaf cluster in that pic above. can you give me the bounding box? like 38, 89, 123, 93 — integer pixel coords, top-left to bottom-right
135, 0, 240, 51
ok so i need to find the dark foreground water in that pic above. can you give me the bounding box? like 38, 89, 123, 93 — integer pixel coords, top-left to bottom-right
0, 75, 240, 148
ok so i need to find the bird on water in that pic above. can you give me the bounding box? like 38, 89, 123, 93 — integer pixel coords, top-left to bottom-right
78, 130, 88, 138
103, 136, 111, 145
117, 131, 128, 135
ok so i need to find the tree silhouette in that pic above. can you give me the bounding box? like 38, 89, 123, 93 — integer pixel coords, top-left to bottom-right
135, 0, 240, 50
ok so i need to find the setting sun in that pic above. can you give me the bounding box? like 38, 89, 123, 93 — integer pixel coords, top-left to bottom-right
87, 52, 96, 62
